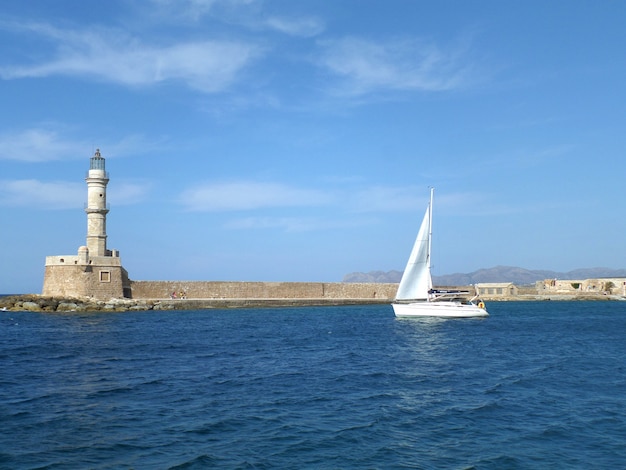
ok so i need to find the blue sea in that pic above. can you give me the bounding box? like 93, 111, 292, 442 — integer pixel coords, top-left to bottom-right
1, 302, 625, 469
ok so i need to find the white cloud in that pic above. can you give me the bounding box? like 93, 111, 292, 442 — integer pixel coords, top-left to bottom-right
147, 0, 323, 37
148, 0, 256, 21
0, 22, 262, 93
149, 0, 220, 20
317, 36, 475, 95
0, 128, 88, 162
265, 16, 325, 37
225, 216, 326, 232
108, 181, 152, 206
180, 181, 334, 211
0, 178, 151, 209
224, 215, 375, 232
180, 180, 441, 215
0, 179, 84, 209
0, 127, 162, 162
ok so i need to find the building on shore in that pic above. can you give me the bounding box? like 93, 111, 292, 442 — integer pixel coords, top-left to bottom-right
474, 278, 626, 300
537, 278, 626, 296
476, 283, 518, 298
42, 150, 131, 299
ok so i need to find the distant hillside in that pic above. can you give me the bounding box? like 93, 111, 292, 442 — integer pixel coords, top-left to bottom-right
343, 266, 626, 286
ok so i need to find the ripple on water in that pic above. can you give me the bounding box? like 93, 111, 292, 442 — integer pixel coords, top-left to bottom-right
1, 303, 625, 468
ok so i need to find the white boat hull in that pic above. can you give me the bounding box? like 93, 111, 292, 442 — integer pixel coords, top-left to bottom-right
393, 301, 488, 318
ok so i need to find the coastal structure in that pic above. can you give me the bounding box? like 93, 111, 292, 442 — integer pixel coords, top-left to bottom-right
42, 150, 131, 299
38, 151, 626, 306
41, 151, 392, 303
537, 278, 626, 296
476, 283, 518, 298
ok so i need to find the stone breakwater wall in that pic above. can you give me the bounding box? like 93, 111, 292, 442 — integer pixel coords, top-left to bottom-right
129, 281, 398, 301
3, 286, 625, 313
0, 295, 396, 312
0, 282, 399, 312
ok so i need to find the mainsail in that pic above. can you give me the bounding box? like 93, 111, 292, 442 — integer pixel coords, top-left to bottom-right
395, 189, 433, 301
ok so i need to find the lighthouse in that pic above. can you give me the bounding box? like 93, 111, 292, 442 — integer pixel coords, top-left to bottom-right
42, 149, 130, 299
85, 149, 110, 256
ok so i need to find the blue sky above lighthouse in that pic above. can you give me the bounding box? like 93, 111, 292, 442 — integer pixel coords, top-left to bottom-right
1, 0, 626, 293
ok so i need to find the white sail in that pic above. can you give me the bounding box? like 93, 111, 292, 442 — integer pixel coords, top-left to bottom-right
395, 190, 433, 301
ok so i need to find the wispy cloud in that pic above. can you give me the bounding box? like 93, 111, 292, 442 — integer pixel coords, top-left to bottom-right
0, 128, 91, 162
264, 16, 325, 37
108, 181, 152, 206
224, 215, 376, 232
0, 179, 84, 209
0, 22, 262, 93
180, 181, 334, 211
180, 179, 435, 216
147, 0, 255, 22
147, 0, 324, 37
317, 36, 476, 95
148, 0, 222, 20
0, 127, 162, 162
0, 178, 151, 209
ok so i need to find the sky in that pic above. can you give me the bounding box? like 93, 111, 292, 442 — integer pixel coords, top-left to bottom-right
1, 0, 625, 294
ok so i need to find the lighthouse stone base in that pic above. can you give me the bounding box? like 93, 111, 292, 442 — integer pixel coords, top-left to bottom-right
42, 246, 131, 299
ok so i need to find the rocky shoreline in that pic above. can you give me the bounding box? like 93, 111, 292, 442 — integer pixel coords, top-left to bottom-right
0, 295, 393, 312
2, 293, 625, 313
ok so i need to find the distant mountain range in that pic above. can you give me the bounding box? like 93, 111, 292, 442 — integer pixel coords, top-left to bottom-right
343, 266, 626, 286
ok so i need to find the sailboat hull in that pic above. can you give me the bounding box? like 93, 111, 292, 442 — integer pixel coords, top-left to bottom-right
392, 301, 488, 318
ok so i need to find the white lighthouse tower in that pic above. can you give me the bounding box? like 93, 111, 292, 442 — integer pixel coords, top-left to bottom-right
43, 149, 130, 299
85, 149, 110, 256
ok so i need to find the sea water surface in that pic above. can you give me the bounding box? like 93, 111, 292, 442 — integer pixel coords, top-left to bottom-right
1, 302, 625, 469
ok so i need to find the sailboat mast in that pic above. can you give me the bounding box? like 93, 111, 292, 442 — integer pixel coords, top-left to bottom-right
427, 187, 434, 289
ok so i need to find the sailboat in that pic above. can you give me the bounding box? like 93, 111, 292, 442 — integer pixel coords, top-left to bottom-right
392, 188, 488, 318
